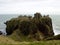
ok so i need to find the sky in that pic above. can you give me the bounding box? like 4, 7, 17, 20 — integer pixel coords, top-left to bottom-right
0, 0, 60, 15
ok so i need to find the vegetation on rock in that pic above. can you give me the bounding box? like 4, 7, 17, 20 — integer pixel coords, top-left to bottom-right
46, 34, 60, 40
5, 12, 54, 41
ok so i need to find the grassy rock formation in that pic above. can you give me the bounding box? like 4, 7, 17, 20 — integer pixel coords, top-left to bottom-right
5, 12, 54, 41
46, 34, 60, 40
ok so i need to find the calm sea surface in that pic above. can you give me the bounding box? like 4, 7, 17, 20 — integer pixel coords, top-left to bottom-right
0, 15, 60, 35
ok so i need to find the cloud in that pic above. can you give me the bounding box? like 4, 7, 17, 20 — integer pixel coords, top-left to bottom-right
0, 0, 60, 15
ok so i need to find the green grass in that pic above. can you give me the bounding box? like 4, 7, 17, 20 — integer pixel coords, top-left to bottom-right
0, 35, 60, 45
6, 29, 60, 45
1, 35, 60, 45
0, 40, 60, 45
0, 29, 59, 45
7, 29, 34, 42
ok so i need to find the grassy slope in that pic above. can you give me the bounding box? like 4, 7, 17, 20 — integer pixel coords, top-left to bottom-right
0, 35, 32, 44
0, 29, 60, 45
0, 35, 60, 45
7, 29, 34, 42
6, 29, 60, 45
0, 35, 20, 44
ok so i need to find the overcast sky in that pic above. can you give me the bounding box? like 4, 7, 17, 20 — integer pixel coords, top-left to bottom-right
0, 0, 60, 15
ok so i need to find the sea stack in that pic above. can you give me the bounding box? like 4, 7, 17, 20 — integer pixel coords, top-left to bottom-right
5, 12, 54, 41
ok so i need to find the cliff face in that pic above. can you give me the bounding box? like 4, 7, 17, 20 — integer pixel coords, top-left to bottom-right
5, 13, 54, 41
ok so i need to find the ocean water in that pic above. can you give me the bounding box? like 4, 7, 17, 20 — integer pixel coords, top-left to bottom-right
0, 15, 60, 35
0, 15, 18, 35
50, 15, 60, 35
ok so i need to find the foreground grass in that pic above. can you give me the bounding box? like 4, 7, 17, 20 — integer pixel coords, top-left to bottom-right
0, 40, 60, 45
0, 34, 60, 45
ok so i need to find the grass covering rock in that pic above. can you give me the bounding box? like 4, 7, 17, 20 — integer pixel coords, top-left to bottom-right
5, 12, 54, 41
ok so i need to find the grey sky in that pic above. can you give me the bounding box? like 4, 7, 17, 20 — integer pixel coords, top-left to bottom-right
0, 0, 60, 15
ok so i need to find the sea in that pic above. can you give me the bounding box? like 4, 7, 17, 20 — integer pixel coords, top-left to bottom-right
0, 14, 60, 35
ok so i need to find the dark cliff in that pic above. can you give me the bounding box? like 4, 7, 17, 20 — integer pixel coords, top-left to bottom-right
5, 12, 54, 41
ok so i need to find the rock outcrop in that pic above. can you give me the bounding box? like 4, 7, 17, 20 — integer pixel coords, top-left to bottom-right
5, 12, 54, 41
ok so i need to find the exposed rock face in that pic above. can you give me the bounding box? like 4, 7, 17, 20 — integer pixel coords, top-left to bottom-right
0, 31, 2, 35
5, 12, 54, 40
